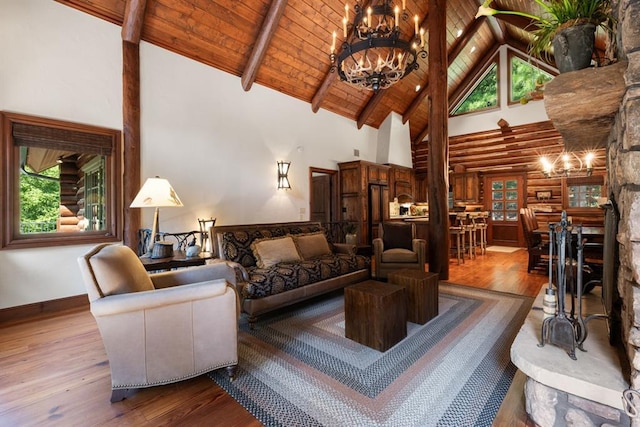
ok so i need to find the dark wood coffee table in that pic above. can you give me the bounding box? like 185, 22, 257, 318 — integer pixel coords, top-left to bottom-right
388, 269, 439, 325
344, 280, 407, 351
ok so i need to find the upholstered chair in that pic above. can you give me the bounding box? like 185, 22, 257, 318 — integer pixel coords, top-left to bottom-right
373, 222, 427, 279
78, 243, 239, 402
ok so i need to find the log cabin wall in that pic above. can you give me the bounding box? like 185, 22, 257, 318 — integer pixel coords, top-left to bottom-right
412, 119, 607, 226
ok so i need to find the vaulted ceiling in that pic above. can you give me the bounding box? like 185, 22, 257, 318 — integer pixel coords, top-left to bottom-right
55, 0, 607, 146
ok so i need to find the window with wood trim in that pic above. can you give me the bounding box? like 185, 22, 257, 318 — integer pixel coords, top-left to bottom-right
451, 61, 499, 116
1, 112, 122, 249
563, 175, 604, 211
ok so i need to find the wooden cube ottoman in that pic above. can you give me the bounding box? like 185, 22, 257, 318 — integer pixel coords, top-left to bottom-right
344, 280, 407, 351
388, 269, 439, 324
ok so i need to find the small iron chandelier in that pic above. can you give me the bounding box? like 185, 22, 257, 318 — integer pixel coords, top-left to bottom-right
329, 1, 427, 92
540, 152, 594, 179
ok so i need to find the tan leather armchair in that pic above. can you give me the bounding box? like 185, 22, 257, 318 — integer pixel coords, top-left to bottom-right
373, 222, 426, 279
78, 243, 239, 402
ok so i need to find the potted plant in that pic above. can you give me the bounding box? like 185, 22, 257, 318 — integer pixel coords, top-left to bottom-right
476, 0, 614, 73
344, 222, 358, 245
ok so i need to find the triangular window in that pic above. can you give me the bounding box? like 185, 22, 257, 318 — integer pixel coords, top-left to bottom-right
451, 62, 498, 116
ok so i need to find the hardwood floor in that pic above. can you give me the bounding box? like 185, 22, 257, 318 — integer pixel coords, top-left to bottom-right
0, 248, 544, 426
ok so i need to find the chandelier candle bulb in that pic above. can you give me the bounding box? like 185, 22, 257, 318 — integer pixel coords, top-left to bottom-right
367, 7, 372, 30
331, 31, 336, 54
394, 6, 399, 26
420, 27, 425, 47
414, 15, 418, 34
343, 17, 347, 37
402, 0, 406, 10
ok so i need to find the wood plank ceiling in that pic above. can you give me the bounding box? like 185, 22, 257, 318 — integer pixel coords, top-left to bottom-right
55, 0, 586, 145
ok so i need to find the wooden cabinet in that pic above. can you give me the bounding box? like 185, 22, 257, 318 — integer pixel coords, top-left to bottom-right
451, 172, 479, 203
415, 172, 428, 202
338, 161, 390, 247
388, 164, 415, 201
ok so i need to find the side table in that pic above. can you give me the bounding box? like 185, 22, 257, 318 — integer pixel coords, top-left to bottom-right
388, 269, 439, 324
344, 280, 407, 351
140, 251, 213, 272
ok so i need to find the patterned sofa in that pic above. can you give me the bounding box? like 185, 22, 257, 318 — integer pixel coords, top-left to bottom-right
211, 221, 370, 327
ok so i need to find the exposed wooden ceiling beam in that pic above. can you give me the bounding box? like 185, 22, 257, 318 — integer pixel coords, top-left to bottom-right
404, 14, 483, 125
241, 0, 289, 92
311, 0, 372, 113
357, 92, 384, 129
121, 0, 147, 44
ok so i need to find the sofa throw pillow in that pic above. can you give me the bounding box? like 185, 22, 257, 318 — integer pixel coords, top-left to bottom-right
292, 232, 332, 260
89, 244, 154, 296
382, 223, 413, 251
251, 236, 301, 268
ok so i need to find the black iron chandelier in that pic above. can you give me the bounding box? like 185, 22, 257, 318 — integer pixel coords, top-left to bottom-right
329, 1, 427, 92
540, 152, 594, 178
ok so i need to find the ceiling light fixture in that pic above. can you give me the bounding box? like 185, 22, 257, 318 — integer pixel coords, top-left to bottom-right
540, 152, 594, 179
329, 1, 427, 92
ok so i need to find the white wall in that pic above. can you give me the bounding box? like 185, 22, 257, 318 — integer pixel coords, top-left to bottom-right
0, 0, 378, 309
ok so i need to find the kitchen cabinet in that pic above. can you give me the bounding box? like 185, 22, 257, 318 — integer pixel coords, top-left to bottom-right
451, 172, 479, 203
338, 161, 390, 246
388, 164, 415, 201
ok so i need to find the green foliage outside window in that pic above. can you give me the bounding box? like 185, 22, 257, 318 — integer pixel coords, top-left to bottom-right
452, 63, 498, 116
20, 166, 60, 233
510, 56, 553, 104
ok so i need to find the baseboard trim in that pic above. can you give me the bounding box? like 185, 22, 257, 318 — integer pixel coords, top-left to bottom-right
0, 294, 89, 325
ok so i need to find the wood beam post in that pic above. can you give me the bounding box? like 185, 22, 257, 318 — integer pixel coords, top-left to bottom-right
121, 0, 146, 251
122, 41, 141, 251
427, 0, 449, 280
241, 0, 288, 92
121, 0, 147, 43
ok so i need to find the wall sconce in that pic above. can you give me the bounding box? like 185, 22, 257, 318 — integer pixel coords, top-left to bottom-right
540, 152, 594, 179
198, 217, 216, 252
277, 161, 291, 190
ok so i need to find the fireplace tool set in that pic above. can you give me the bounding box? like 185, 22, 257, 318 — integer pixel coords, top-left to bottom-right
538, 211, 603, 360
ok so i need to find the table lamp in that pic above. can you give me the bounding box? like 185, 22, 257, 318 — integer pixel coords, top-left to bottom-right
130, 176, 183, 257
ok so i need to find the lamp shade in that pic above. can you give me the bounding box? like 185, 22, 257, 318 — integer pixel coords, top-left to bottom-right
130, 177, 183, 208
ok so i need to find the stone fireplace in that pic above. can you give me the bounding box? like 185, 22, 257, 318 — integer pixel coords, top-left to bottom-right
510, 1, 640, 425
610, 0, 640, 424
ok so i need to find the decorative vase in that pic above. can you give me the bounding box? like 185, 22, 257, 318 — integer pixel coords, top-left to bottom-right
345, 233, 357, 245
552, 23, 596, 73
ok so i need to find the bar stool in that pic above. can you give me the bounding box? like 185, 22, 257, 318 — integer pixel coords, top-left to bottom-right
457, 213, 476, 259
469, 212, 488, 255
449, 225, 465, 264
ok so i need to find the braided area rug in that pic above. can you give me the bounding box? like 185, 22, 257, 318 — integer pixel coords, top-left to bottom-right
210, 283, 533, 427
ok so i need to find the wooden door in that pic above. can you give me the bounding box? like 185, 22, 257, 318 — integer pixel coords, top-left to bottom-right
310, 174, 331, 223
484, 174, 526, 247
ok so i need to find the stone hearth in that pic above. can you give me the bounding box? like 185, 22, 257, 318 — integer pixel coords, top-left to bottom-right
511, 287, 629, 426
